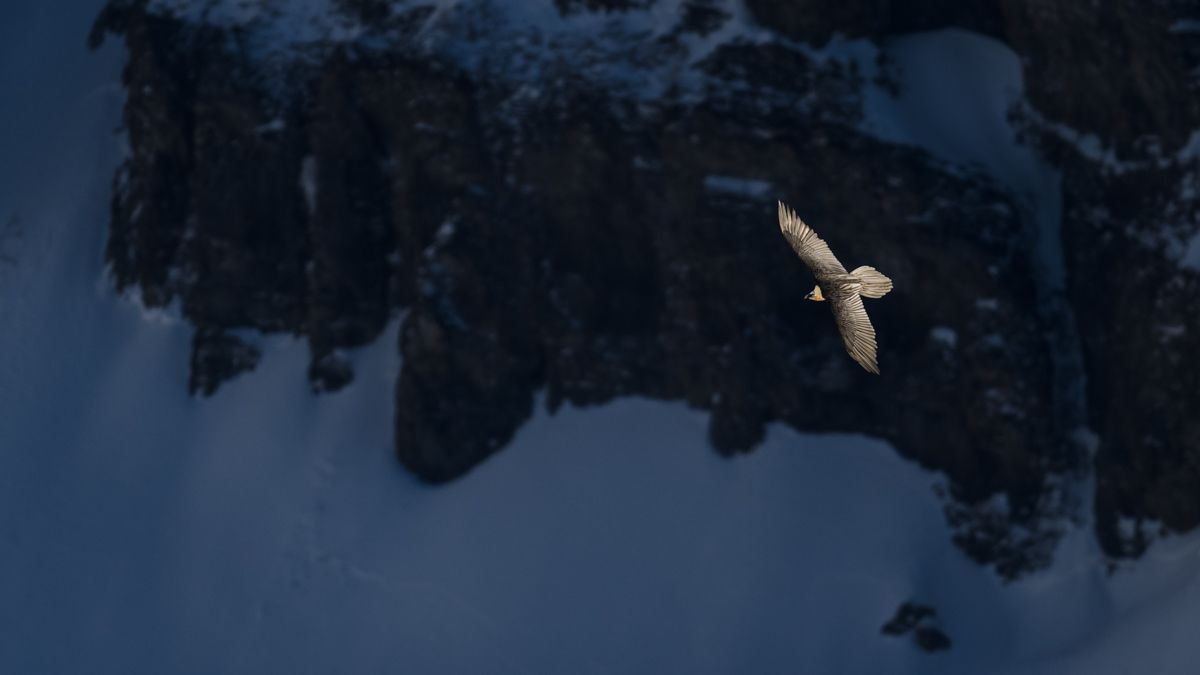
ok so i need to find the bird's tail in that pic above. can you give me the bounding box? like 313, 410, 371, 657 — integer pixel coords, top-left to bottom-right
851, 266, 892, 298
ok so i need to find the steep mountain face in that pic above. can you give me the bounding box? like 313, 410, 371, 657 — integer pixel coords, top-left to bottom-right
89, 0, 1200, 574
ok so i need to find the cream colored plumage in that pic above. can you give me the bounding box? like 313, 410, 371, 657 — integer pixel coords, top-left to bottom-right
777, 201, 893, 374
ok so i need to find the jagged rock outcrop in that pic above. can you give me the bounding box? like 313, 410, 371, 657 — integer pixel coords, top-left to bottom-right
89, 0, 1200, 572
881, 601, 952, 653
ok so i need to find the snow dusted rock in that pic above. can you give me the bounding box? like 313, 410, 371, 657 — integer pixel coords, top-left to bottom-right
88, 0, 1200, 574
996, 2, 1200, 558
1033, 129, 1200, 557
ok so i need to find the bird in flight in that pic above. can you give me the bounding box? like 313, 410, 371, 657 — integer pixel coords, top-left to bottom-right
777, 201, 892, 374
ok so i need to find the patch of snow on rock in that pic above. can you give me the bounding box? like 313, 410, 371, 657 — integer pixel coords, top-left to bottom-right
704, 174, 773, 199
1181, 231, 1200, 271
929, 326, 958, 349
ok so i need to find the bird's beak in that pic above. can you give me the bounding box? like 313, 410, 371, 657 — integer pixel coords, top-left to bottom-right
804, 292, 814, 301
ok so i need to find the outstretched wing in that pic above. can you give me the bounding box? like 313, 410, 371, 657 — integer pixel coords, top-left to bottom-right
777, 201, 846, 276
830, 289, 880, 374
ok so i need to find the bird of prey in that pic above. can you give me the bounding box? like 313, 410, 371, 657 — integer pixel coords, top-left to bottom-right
777, 201, 893, 374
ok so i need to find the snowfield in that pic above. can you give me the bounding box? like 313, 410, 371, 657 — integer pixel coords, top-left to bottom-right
2, 1, 1200, 673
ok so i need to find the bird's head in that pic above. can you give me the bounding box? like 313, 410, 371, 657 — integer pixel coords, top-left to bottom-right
805, 285, 826, 302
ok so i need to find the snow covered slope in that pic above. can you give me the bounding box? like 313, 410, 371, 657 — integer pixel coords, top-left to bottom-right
3, 1, 1200, 673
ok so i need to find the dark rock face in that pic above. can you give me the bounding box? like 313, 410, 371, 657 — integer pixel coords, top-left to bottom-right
90, 0, 1200, 572
743, 0, 1005, 45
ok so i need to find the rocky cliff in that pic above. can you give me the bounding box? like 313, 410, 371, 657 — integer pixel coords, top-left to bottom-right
89, 0, 1200, 575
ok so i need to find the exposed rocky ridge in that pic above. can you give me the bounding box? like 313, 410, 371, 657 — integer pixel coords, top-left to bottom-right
89, 0, 1200, 572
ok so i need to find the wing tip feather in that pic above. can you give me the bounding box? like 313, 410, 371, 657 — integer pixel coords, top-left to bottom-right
776, 200, 808, 238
